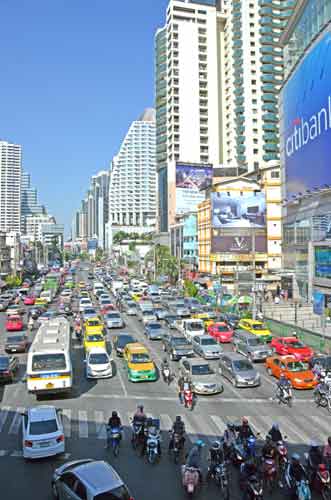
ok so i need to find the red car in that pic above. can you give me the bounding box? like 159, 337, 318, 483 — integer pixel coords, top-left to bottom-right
6, 315, 24, 332
24, 295, 35, 306
100, 304, 114, 315
271, 336, 314, 361
208, 322, 234, 343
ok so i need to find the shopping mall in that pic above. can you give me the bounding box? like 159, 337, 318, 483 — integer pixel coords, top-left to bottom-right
280, 0, 331, 306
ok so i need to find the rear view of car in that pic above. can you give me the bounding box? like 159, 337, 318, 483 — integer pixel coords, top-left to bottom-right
22, 406, 65, 459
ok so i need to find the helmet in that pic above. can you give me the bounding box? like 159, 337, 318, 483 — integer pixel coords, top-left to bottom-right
227, 422, 235, 430
137, 404, 144, 412
212, 441, 221, 451
195, 439, 205, 448
291, 453, 300, 462
280, 373, 286, 379
242, 417, 249, 425
111, 411, 118, 418
310, 441, 319, 449
163, 357, 168, 363
175, 416, 182, 423
272, 423, 279, 430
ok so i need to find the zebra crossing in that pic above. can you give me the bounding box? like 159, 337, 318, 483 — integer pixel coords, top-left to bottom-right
0, 405, 329, 448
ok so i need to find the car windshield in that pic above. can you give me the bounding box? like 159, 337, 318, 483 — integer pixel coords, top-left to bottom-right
251, 323, 266, 331
108, 313, 120, 319
172, 337, 190, 345
32, 354, 66, 371
89, 353, 109, 364
7, 335, 24, 342
217, 324, 231, 332
143, 311, 154, 316
287, 361, 309, 372
101, 300, 111, 304
86, 334, 104, 342
84, 309, 96, 315
131, 353, 151, 363
287, 340, 305, 348
148, 323, 161, 329
87, 320, 101, 327
233, 360, 253, 371
201, 338, 217, 346
29, 419, 58, 435
248, 338, 264, 346
95, 486, 130, 500
319, 357, 331, 369
166, 316, 177, 322
188, 322, 203, 331
127, 302, 135, 307
0, 357, 9, 368
192, 364, 212, 375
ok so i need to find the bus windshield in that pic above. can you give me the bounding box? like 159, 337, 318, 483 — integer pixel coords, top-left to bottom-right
31, 353, 66, 372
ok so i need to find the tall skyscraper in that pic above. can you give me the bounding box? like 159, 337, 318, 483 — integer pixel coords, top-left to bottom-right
21, 171, 45, 233
109, 109, 156, 238
0, 140, 22, 233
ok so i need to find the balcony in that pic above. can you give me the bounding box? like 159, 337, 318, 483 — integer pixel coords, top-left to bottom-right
263, 142, 278, 152
263, 132, 278, 142
235, 96, 244, 106
262, 93, 277, 103
263, 152, 279, 162
235, 105, 245, 114
261, 84, 277, 93
263, 123, 277, 132
262, 73, 282, 84
262, 102, 277, 113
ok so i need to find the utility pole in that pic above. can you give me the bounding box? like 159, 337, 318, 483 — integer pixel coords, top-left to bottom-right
252, 228, 257, 320
153, 244, 156, 282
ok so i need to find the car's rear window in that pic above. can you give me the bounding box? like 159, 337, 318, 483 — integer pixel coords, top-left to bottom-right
95, 485, 130, 499
0, 357, 9, 368
7, 335, 24, 342
29, 418, 58, 435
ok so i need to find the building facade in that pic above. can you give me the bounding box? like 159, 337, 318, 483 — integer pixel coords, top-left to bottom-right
21, 171, 45, 234
109, 109, 156, 240
25, 214, 56, 242
0, 140, 22, 233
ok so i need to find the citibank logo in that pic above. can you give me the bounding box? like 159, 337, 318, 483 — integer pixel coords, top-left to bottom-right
285, 95, 331, 158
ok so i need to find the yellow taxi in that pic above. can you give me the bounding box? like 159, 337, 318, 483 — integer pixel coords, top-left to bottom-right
237, 318, 272, 342
132, 293, 143, 302
192, 313, 213, 329
83, 332, 106, 353
84, 317, 104, 335
123, 342, 157, 382
35, 297, 48, 306
79, 281, 86, 289
80, 291, 89, 298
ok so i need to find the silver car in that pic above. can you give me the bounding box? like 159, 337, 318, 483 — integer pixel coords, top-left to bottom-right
219, 352, 261, 388
105, 311, 124, 329
144, 321, 165, 340
192, 335, 222, 359
179, 358, 223, 395
233, 330, 272, 362
141, 309, 157, 325
125, 301, 137, 316
52, 459, 132, 499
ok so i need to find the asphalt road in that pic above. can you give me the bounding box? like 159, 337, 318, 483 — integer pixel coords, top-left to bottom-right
0, 269, 329, 500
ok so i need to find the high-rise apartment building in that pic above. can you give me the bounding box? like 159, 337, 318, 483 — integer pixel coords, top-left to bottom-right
109, 109, 156, 239
21, 171, 45, 234
155, 0, 227, 232
222, 0, 294, 168
0, 140, 22, 233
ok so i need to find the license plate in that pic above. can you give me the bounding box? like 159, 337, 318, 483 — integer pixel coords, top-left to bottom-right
39, 442, 50, 448
46, 383, 54, 389
247, 381, 255, 385
11, 349, 16, 352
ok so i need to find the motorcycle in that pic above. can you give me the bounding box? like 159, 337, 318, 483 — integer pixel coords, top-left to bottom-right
131, 421, 144, 449
261, 455, 277, 493
312, 465, 331, 500
245, 475, 263, 499
285, 468, 311, 500
276, 385, 293, 407
208, 461, 230, 500
169, 431, 183, 464
162, 365, 171, 385
314, 383, 331, 413
107, 426, 121, 457
183, 389, 194, 410
182, 465, 200, 496
146, 428, 161, 464
277, 440, 288, 485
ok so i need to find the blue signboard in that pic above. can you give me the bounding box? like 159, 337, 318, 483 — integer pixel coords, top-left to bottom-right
313, 291, 325, 316
282, 31, 331, 196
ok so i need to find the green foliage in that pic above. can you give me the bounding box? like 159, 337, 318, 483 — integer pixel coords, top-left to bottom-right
128, 241, 136, 252
5, 275, 22, 288
184, 279, 198, 297
95, 248, 104, 262
113, 231, 129, 244
145, 244, 179, 283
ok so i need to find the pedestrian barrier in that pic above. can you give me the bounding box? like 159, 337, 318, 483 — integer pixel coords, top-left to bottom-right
265, 318, 331, 354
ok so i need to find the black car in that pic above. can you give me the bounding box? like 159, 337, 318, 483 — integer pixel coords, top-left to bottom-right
29, 307, 46, 320
0, 354, 18, 383
112, 334, 136, 357
5, 333, 29, 353
162, 333, 194, 361
163, 314, 179, 329
223, 313, 240, 329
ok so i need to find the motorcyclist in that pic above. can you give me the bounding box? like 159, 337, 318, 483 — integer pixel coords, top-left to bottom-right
178, 373, 185, 404
286, 453, 307, 494
275, 373, 292, 401
223, 422, 236, 458
133, 404, 147, 424
141, 417, 161, 457
323, 436, 331, 469
268, 423, 283, 443
307, 442, 323, 480
312, 360, 323, 379
169, 416, 185, 451
181, 376, 193, 408
161, 357, 171, 382
237, 417, 255, 442
208, 441, 225, 478
261, 434, 277, 460
106, 411, 122, 448
186, 440, 205, 480
240, 458, 258, 499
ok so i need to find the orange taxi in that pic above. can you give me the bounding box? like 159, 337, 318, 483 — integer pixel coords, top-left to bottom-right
265, 355, 318, 389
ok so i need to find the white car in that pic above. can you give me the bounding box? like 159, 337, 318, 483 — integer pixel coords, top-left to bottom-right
85, 348, 113, 379
79, 298, 93, 312
22, 406, 65, 459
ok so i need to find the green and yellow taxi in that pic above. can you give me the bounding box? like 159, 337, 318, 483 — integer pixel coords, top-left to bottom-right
237, 318, 272, 342
83, 332, 106, 353
123, 342, 157, 382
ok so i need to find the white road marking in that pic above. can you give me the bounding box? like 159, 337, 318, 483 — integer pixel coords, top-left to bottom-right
310, 415, 331, 442
78, 410, 88, 438
210, 415, 227, 435
160, 414, 173, 433
182, 415, 199, 444
116, 363, 128, 397
9, 407, 24, 435
10, 450, 23, 457
95, 410, 107, 439
0, 406, 10, 432
0, 450, 7, 456
191, 414, 217, 445
61, 409, 72, 438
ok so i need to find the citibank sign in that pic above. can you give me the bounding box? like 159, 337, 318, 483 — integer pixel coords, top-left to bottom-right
285, 95, 331, 158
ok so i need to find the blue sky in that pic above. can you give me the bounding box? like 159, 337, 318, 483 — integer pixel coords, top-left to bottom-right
0, 0, 168, 233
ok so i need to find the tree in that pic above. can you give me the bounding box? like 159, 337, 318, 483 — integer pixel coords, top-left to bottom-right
95, 248, 104, 262
113, 231, 129, 244
5, 275, 22, 288
184, 279, 198, 297
145, 244, 179, 283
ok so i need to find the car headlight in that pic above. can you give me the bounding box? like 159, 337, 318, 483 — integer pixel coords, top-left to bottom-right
294, 378, 302, 383
236, 375, 246, 382
194, 383, 205, 390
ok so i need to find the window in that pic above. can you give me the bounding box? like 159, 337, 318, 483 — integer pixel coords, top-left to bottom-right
75, 481, 88, 500
271, 171, 280, 178
61, 472, 77, 490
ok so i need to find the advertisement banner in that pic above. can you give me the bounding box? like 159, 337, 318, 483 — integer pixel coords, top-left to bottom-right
313, 291, 325, 316
176, 163, 213, 214
211, 191, 266, 229
282, 31, 331, 196
315, 246, 331, 279
211, 234, 267, 254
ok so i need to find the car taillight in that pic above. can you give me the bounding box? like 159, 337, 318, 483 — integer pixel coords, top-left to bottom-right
2, 371, 10, 375
56, 435, 64, 443
24, 440, 33, 447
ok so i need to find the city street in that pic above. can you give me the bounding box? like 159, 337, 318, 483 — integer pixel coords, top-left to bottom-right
0, 271, 329, 499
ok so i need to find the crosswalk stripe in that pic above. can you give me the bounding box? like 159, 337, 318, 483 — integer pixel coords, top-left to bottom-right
9, 408, 24, 435
78, 410, 88, 438
210, 415, 227, 435
95, 411, 107, 439
182, 415, 198, 444
191, 414, 216, 445
278, 416, 307, 445
0, 406, 10, 432
293, 415, 324, 444
160, 414, 173, 433
61, 409, 72, 438
310, 416, 331, 443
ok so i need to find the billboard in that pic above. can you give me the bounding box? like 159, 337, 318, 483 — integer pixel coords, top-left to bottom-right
211, 234, 267, 254
176, 163, 213, 214
211, 191, 266, 229
282, 31, 331, 196
315, 246, 331, 279
313, 290, 325, 316
87, 239, 98, 251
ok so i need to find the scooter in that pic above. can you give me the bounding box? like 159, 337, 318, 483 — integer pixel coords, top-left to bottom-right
183, 389, 194, 410
285, 467, 311, 500
107, 426, 121, 457
182, 465, 200, 496
261, 455, 277, 493
131, 421, 144, 449
146, 428, 161, 464
169, 431, 183, 464
277, 440, 288, 486
162, 366, 171, 385
312, 464, 331, 500
208, 461, 230, 500
276, 386, 293, 407
245, 475, 263, 499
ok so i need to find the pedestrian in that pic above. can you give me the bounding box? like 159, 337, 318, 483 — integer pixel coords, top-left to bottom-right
28, 316, 34, 331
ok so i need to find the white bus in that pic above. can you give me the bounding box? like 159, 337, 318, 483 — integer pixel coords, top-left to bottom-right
27, 317, 72, 396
